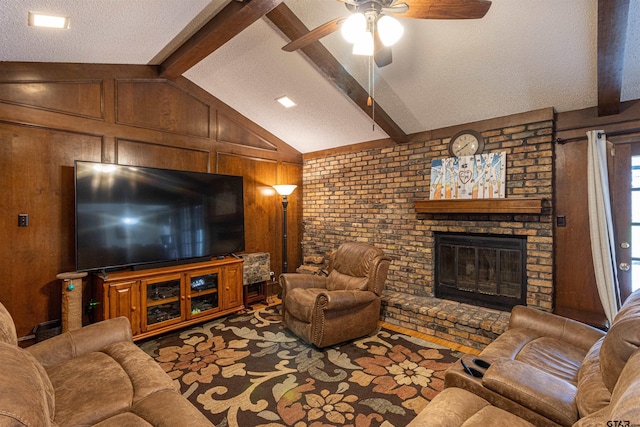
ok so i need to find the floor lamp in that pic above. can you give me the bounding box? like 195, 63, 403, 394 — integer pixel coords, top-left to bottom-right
273, 184, 297, 274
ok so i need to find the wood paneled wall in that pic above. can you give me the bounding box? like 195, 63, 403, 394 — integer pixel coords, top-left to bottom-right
0, 63, 302, 338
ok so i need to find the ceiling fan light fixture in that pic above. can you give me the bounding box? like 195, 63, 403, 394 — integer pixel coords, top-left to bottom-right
341, 13, 366, 44
377, 15, 403, 47
352, 31, 374, 56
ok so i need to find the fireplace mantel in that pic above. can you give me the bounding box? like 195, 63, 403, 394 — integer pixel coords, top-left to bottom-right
414, 197, 544, 214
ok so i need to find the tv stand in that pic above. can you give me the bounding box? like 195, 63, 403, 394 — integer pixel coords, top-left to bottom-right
93, 257, 243, 340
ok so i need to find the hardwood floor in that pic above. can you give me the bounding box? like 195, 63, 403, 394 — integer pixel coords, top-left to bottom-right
380, 321, 481, 355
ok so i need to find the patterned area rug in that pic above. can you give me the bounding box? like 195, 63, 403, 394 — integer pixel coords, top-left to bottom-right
139, 306, 463, 427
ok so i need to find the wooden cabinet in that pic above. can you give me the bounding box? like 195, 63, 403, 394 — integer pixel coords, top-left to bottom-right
94, 258, 244, 340
107, 280, 141, 336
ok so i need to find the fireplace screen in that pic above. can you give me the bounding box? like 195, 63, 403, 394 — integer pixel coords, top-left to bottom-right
435, 234, 526, 311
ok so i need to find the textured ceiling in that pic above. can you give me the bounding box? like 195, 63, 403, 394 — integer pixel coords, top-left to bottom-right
1, 0, 639, 153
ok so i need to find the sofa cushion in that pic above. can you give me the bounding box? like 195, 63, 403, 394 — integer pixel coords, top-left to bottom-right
104, 340, 179, 402
606, 349, 640, 423
482, 359, 578, 427
600, 290, 640, 392
407, 387, 536, 427
481, 329, 587, 385
91, 390, 215, 427
327, 243, 385, 292
513, 336, 586, 385
48, 349, 134, 425
129, 389, 216, 426
574, 348, 640, 427
46, 341, 176, 426
326, 268, 369, 291
575, 337, 611, 417
0, 341, 55, 426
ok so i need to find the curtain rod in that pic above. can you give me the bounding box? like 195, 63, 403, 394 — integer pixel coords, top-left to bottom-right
555, 128, 640, 144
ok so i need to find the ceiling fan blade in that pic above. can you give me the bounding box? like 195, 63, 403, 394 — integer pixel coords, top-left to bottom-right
397, 0, 491, 19
383, 4, 409, 14
282, 17, 345, 52
374, 30, 393, 67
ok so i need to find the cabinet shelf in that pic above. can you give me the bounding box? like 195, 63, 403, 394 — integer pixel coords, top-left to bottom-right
414, 197, 544, 214
147, 297, 180, 307
190, 288, 218, 297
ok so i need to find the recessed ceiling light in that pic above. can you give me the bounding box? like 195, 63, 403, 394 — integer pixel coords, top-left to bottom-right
28, 12, 69, 29
276, 96, 296, 108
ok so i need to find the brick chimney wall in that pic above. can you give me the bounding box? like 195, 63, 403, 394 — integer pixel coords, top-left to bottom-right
302, 112, 554, 347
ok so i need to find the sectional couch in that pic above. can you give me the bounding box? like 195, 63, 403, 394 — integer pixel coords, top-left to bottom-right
0, 302, 212, 426
409, 290, 640, 426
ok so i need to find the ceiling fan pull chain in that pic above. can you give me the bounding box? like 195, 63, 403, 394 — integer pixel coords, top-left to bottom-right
371, 67, 375, 131
369, 30, 375, 131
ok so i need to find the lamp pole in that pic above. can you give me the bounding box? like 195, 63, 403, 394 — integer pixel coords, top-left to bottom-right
281, 194, 289, 273
273, 185, 297, 275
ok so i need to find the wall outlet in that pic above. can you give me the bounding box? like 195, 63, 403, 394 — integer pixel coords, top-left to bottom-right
18, 214, 28, 227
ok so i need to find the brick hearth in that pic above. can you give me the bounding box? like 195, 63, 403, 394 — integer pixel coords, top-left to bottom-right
301, 109, 554, 350
381, 291, 511, 348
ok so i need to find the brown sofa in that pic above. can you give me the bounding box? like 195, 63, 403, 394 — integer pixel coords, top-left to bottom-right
0, 302, 212, 426
409, 289, 640, 427
280, 242, 390, 348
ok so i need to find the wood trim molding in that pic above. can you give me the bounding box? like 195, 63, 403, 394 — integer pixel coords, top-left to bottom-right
303, 138, 395, 160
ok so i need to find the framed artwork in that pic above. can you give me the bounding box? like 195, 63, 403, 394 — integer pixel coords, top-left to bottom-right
430, 152, 506, 200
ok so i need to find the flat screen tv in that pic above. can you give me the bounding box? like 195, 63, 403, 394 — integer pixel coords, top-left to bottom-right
75, 161, 245, 272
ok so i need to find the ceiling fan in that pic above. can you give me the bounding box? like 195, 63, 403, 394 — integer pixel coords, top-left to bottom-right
282, 0, 492, 67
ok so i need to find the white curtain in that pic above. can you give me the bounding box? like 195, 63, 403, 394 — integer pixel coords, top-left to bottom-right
587, 130, 621, 325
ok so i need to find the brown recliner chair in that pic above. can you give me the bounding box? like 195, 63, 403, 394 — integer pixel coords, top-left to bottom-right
280, 242, 391, 348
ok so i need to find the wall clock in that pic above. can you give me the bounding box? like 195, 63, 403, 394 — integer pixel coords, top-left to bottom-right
448, 130, 485, 157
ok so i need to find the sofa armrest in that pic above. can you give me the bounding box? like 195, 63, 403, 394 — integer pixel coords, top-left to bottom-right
317, 289, 378, 311
482, 359, 578, 427
509, 306, 605, 351
27, 317, 133, 368
280, 273, 327, 294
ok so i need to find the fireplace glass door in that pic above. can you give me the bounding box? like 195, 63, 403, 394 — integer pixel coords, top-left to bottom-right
436, 234, 526, 311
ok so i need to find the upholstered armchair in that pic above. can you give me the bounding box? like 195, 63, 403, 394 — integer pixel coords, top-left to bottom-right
280, 242, 391, 348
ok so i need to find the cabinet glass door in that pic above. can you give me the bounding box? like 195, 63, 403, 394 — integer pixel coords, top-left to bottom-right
188, 269, 220, 317
144, 275, 183, 330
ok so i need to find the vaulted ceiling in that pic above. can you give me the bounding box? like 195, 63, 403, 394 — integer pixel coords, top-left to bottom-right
1, 0, 638, 153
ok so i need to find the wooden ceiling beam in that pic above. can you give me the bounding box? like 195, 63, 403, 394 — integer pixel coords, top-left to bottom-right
597, 0, 630, 116
160, 0, 285, 79
266, 4, 409, 143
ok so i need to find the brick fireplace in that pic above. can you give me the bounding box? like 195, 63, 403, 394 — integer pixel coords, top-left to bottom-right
302, 108, 554, 349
